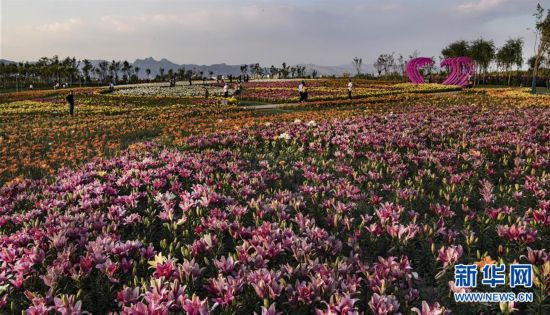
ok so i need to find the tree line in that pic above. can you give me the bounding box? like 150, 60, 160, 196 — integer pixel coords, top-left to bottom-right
350, 38, 526, 86
240, 63, 315, 80
0, 56, 319, 91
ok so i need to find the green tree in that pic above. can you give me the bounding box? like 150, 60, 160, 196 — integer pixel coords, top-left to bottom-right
280, 62, 290, 79
311, 69, 318, 79
269, 65, 278, 79
98, 61, 109, 83
374, 55, 385, 77
252, 63, 262, 78
352, 57, 363, 75
133, 66, 141, 82
470, 38, 495, 85
441, 40, 470, 58
240, 64, 248, 77
121, 60, 133, 82
109, 60, 121, 83
496, 38, 524, 86
62, 57, 80, 86
82, 59, 93, 86
531, 3, 550, 93
177, 67, 186, 80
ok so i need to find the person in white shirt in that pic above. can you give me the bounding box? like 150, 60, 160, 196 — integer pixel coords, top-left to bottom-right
223, 82, 229, 98
347, 79, 353, 99
298, 81, 304, 102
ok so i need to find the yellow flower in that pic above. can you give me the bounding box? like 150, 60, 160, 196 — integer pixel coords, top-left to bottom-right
97, 171, 107, 177
148, 253, 166, 269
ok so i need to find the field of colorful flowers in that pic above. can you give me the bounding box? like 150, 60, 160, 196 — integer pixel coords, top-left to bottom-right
105, 80, 460, 103
0, 82, 549, 313
239, 80, 461, 103
0, 91, 235, 185
111, 83, 227, 98
0, 81, 459, 186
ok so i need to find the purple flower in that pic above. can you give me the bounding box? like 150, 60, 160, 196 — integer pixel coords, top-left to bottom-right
437, 245, 463, 269
368, 294, 400, 315
411, 301, 449, 315
182, 295, 210, 315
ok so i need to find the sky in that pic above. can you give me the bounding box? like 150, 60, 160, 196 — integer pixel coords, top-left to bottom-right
0, 0, 543, 66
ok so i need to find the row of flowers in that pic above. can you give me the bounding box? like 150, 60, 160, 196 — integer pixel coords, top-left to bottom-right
111, 83, 228, 98
1, 101, 548, 313
105, 80, 460, 103
240, 82, 460, 103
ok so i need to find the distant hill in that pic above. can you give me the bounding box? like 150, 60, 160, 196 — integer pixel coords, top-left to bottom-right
1, 57, 376, 77
132, 57, 375, 78
0, 59, 16, 65
133, 58, 253, 78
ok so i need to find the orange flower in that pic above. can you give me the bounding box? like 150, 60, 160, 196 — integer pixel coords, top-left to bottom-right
475, 256, 496, 269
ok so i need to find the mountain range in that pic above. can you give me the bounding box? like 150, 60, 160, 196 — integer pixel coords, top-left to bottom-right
131, 57, 375, 78
0, 57, 376, 77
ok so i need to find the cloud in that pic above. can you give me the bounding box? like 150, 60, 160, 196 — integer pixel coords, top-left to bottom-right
354, 3, 401, 12
99, 11, 224, 33
457, 0, 506, 12
241, 5, 262, 20
36, 18, 81, 32
2, 0, 538, 66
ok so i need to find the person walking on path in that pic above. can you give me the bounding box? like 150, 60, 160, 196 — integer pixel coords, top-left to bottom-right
347, 79, 353, 99
66, 91, 75, 115
223, 82, 229, 98
298, 81, 304, 102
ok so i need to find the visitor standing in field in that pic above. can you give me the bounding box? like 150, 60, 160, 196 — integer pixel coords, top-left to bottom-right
234, 82, 242, 98
303, 82, 308, 102
298, 81, 304, 102
66, 91, 75, 115
223, 82, 229, 98
347, 79, 353, 99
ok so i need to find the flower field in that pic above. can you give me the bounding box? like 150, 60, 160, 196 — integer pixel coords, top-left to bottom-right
106, 80, 460, 103
112, 83, 227, 98
0, 81, 549, 314
239, 80, 460, 103
0, 82, 457, 186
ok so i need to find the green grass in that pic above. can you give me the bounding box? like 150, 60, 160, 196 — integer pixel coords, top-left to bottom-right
534, 87, 550, 94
